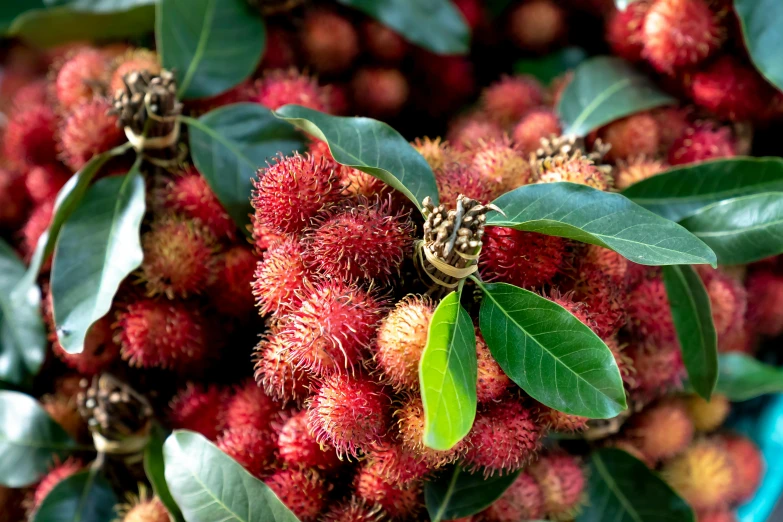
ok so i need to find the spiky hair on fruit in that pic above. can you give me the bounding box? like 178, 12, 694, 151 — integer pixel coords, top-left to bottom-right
363, 441, 431, 486
470, 137, 532, 194
667, 124, 736, 166
508, 0, 566, 52
25, 164, 70, 205
480, 472, 544, 522
224, 379, 279, 433
614, 156, 667, 190
528, 452, 587, 521
252, 237, 310, 318
207, 245, 257, 318
277, 410, 341, 471
599, 113, 660, 162
217, 427, 277, 478
700, 268, 747, 338
625, 339, 685, 398
684, 394, 730, 432
476, 332, 512, 403
662, 439, 736, 511
719, 434, 764, 503
251, 69, 333, 113
446, 113, 505, 150
169, 383, 228, 440
396, 395, 466, 468
568, 262, 628, 340
58, 98, 124, 170
40, 393, 84, 441
435, 163, 501, 208
109, 49, 161, 95
52, 316, 120, 376
27, 458, 83, 514
253, 329, 311, 403
532, 145, 613, 191
22, 199, 54, 260
690, 56, 775, 122
745, 270, 783, 337
0, 168, 28, 229
536, 406, 589, 433
626, 276, 676, 342
412, 137, 465, 172
480, 227, 566, 290
321, 497, 383, 522
264, 468, 327, 522
362, 19, 408, 63
160, 167, 235, 239
3, 104, 59, 167
354, 460, 422, 520
512, 108, 562, 155
301, 10, 359, 75
54, 48, 109, 110
605, 1, 650, 63
480, 75, 545, 127
251, 152, 343, 236
625, 399, 694, 462
115, 488, 170, 522
351, 67, 410, 119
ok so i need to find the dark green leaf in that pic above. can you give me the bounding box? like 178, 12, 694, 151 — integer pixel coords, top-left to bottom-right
157, 0, 265, 99
275, 105, 440, 209
622, 157, 783, 222
476, 281, 626, 418
514, 47, 588, 84
0, 391, 78, 487
0, 239, 46, 387
714, 353, 783, 401
144, 425, 183, 522
164, 430, 299, 522
734, 0, 783, 91
679, 192, 783, 265
33, 469, 118, 522
486, 0, 515, 17
43, 0, 154, 11
420, 290, 477, 451
0, 0, 44, 33
578, 448, 695, 522
336, 0, 469, 55
51, 168, 146, 354
185, 103, 306, 230
425, 466, 520, 521
488, 182, 717, 267
662, 265, 718, 400
557, 56, 676, 137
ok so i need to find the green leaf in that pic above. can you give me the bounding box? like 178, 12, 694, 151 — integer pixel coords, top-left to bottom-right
713, 353, 783, 401
425, 466, 520, 522
7, 4, 154, 47
185, 103, 306, 231
734, 0, 783, 91
679, 193, 783, 265
476, 281, 626, 418
420, 290, 477, 452
622, 157, 783, 222
336, 0, 469, 55
662, 265, 718, 400
488, 182, 717, 267
164, 430, 300, 522
43, 0, 154, 11
157, 0, 265, 99
144, 425, 184, 522
514, 47, 588, 84
274, 105, 440, 209
578, 448, 695, 522
557, 56, 676, 137
0, 239, 46, 388
0, 391, 78, 488
0, 0, 44, 33
51, 168, 146, 354
33, 469, 118, 522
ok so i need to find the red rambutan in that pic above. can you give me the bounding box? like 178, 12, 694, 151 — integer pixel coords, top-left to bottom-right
529, 453, 587, 520
662, 440, 736, 512
476, 332, 512, 403
570, 264, 628, 339
685, 393, 730, 432
52, 316, 120, 375
0, 168, 29, 229
626, 277, 675, 342
364, 442, 431, 486
362, 20, 408, 63
354, 462, 421, 520
690, 56, 774, 122
606, 2, 651, 63
251, 69, 332, 113
745, 271, 783, 337
58, 98, 124, 170
512, 109, 562, 155
217, 427, 276, 477
481, 76, 545, 128
169, 383, 228, 440
435, 163, 501, 207
720, 434, 763, 503
278, 410, 341, 471
600, 113, 660, 162
453, 0, 484, 29
583, 245, 629, 287
252, 237, 309, 317
260, 27, 298, 71
698, 511, 738, 522
351, 68, 409, 119
508, 0, 566, 52
12, 79, 49, 110
480, 472, 544, 522
625, 340, 685, 398
667, 125, 736, 166
54, 48, 109, 110
109, 50, 160, 95
480, 227, 566, 289
224, 379, 279, 433
253, 331, 312, 403
626, 399, 694, 462
701, 269, 746, 338
161, 168, 235, 239
471, 138, 532, 193
207, 245, 257, 318
25, 164, 70, 205
3, 104, 58, 167
396, 396, 466, 468
29, 458, 82, 513
446, 114, 505, 150
321, 497, 382, 522
537, 406, 589, 433
605, 336, 637, 388
265, 468, 327, 522
614, 156, 666, 190
301, 10, 359, 74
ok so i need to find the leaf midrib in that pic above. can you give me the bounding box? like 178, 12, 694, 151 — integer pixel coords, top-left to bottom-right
177, 0, 217, 97
592, 453, 644, 522
566, 77, 633, 133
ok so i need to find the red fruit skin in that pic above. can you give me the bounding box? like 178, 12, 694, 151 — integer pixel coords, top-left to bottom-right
169, 383, 229, 440
476, 332, 512, 403
690, 56, 775, 122
364, 442, 430, 486
668, 125, 736, 166
208, 246, 257, 318
652, 107, 692, 152
25, 164, 70, 205
22, 199, 54, 262
217, 427, 276, 477
260, 27, 298, 70
224, 379, 279, 433
278, 410, 341, 470
265, 469, 327, 522
301, 10, 359, 74
536, 406, 589, 433
3, 104, 59, 167
453, 0, 485, 30
321, 498, 382, 522
12, 79, 49, 110
746, 271, 783, 337
54, 49, 108, 110
698, 511, 738, 522
642, 0, 722, 74
29, 459, 82, 512
446, 114, 505, 150
0, 168, 29, 229
162, 168, 235, 239
508, 0, 566, 52
626, 277, 675, 342
52, 316, 119, 375
435, 163, 499, 208
351, 68, 409, 119
253, 331, 311, 403
720, 434, 763, 503
480, 227, 566, 289
59, 98, 124, 170
512, 109, 562, 155
481, 472, 545, 522
354, 462, 421, 519
606, 2, 651, 63
625, 340, 685, 398
529, 453, 586, 519
481, 75, 545, 127
361, 20, 408, 63
252, 237, 309, 317
251, 70, 332, 113
600, 113, 660, 162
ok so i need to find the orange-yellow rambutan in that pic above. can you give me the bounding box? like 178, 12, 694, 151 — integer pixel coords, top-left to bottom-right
471, 138, 531, 193
412, 137, 464, 172
58, 98, 124, 170
109, 49, 161, 95
662, 440, 736, 512
512, 109, 561, 155
746, 271, 783, 337
251, 69, 332, 113
354, 462, 421, 520
301, 10, 359, 74
207, 245, 257, 318
690, 56, 774, 122
169, 383, 228, 440
481, 75, 545, 127
600, 113, 660, 162
52, 316, 119, 375
476, 332, 512, 403
508, 0, 565, 51
534, 152, 613, 191
480, 227, 566, 289
701, 269, 746, 338
480, 472, 544, 522
720, 434, 764, 503
625, 340, 685, 398
40, 393, 84, 441
252, 237, 309, 317
253, 331, 311, 403
464, 399, 540, 477
684, 394, 730, 432
278, 410, 341, 471
3, 104, 59, 167
217, 427, 276, 477
698, 511, 738, 522
435, 163, 501, 207
224, 379, 279, 433
626, 399, 694, 462
364, 442, 431, 486
362, 20, 408, 63
529, 453, 586, 520
25, 164, 70, 205
396, 396, 465, 468
0, 168, 29, 229
322, 497, 383, 522
606, 2, 651, 63
614, 156, 666, 190
119, 494, 170, 522
351, 68, 409, 119
446, 114, 505, 150
308, 373, 391, 458
265, 468, 327, 522
642, 0, 722, 74
54, 48, 109, 110
626, 277, 675, 342
28, 458, 82, 513
668, 125, 736, 166
536, 406, 589, 433
161, 168, 235, 239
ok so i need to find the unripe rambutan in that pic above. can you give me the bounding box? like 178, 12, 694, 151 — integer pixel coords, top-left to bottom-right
0, 168, 29, 229
253, 331, 311, 403
529, 453, 586, 520
161, 168, 235, 239
207, 246, 256, 318
25, 164, 70, 205
114, 298, 209, 369
362, 20, 408, 63
340, 166, 389, 199
481, 76, 545, 128
29, 458, 82, 513
508, 0, 566, 52
471, 138, 531, 193
301, 10, 359, 74
534, 152, 613, 191
54, 49, 109, 110
322, 497, 382, 522
265, 468, 327, 522
52, 316, 120, 375
435, 163, 500, 207
537, 406, 589, 433
606, 2, 651, 63
139, 216, 217, 298
308, 373, 391, 458
662, 440, 736, 511
626, 399, 694, 462
614, 156, 666, 190
642, 0, 722, 74
480, 472, 544, 522
41, 393, 84, 441
109, 50, 161, 95
412, 137, 465, 172
217, 427, 276, 477
278, 410, 341, 470
251, 69, 332, 113
169, 383, 228, 440
396, 396, 465, 468
512, 109, 562, 155
745, 271, 783, 337
684, 394, 730, 432
464, 399, 540, 476
351, 68, 409, 119
354, 462, 421, 520
252, 237, 309, 317
625, 340, 685, 398
480, 227, 566, 289
690, 56, 773, 122
600, 113, 660, 162
476, 332, 512, 403
225, 379, 279, 433
252, 153, 342, 236
667, 125, 736, 166
58, 98, 124, 170
3, 104, 58, 167
446, 114, 505, 150
626, 277, 675, 342
720, 434, 763, 503
364, 442, 430, 486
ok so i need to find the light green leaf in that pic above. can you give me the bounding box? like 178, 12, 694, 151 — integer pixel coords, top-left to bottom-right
476, 281, 626, 418
734, 0, 783, 91
421, 290, 477, 452
557, 56, 676, 137
0, 0, 44, 33
33, 469, 118, 522
488, 182, 717, 267
144, 425, 183, 522
713, 353, 783, 401
514, 47, 588, 84
662, 265, 718, 400
425, 466, 520, 522
157, 0, 265, 99
274, 104, 440, 210
51, 167, 146, 354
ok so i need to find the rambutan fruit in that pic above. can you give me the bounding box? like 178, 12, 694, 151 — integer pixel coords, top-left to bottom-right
534, 152, 613, 191
29, 458, 82, 513
642, 0, 722, 74
207, 245, 257, 318
339, 166, 389, 200
652, 107, 692, 152
662, 440, 736, 511
278, 410, 341, 471
252, 153, 343, 236
169, 383, 228, 440
252, 237, 309, 317
22, 199, 54, 259
528, 453, 586, 520
308, 373, 391, 458
690, 56, 773, 122
321, 497, 382, 522
161, 168, 235, 239
480, 227, 566, 289
626, 277, 675, 342
139, 216, 217, 298
614, 156, 666, 190
351, 68, 409, 119
52, 316, 120, 375
471, 138, 531, 193
446, 114, 505, 150
265, 468, 327, 522
480, 472, 544, 522
537, 406, 589, 433
217, 427, 276, 477
253, 331, 311, 403
354, 462, 421, 520
625, 340, 685, 398
698, 511, 738, 522
508, 0, 566, 52
364, 442, 431, 486
109, 49, 160, 95
667, 125, 736, 166
583, 245, 629, 287
0, 168, 29, 229
301, 10, 359, 74
626, 399, 694, 462
251, 69, 332, 113
745, 271, 783, 337
118, 493, 170, 522
435, 163, 500, 207
605, 439, 651, 466
702, 270, 746, 338
605, 336, 637, 388
570, 265, 628, 340
684, 394, 730, 432
512, 109, 562, 155
412, 137, 465, 172
464, 399, 540, 477
25, 164, 70, 204
396, 396, 465, 468
476, 332, 512, 403
362, 20, 408, 63
54, 48, 109, 110
606, 2, 651, 63
58, 98, 124, 170
453, 0, 485, 29
12, 79, 49, 110
481, 75, 545, 128
600, 113, 660, 162
41, 393, 84, 440
260, 27, 298, 70
3, 104, 58, 167
720, 434, 763, 503
224, 379, 279, 433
